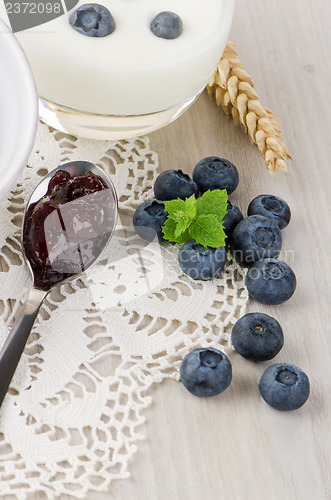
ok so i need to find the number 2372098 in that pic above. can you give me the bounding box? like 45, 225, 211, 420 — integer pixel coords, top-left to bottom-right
5, 2, 62, 14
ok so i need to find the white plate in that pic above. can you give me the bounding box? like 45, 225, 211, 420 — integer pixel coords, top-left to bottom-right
0, 17, 38, 199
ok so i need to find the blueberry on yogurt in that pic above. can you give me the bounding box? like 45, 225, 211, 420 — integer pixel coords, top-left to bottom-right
151, 11, 183, 40
69, 3, 115, 37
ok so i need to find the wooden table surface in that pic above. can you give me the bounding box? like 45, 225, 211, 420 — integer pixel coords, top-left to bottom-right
7, 0, 331, 499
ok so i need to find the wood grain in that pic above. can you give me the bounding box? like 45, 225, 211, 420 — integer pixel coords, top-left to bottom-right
7, 0, 331, 498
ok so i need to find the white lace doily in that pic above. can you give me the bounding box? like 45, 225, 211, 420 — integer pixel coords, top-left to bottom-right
0, 123, 248, 499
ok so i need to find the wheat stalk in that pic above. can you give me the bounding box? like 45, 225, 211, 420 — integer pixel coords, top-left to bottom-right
207, 41, 292, 174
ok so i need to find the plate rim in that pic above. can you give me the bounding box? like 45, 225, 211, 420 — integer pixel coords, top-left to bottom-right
0, 17, 38, 200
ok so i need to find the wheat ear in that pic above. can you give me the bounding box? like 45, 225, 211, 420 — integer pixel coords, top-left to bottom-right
207, 42, 292, 174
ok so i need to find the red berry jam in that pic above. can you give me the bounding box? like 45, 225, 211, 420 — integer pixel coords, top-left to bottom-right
23, 170, 115, 291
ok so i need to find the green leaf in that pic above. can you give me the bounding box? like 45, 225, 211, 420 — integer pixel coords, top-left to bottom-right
184, 194, 197, 219
189, 214, 226, 248
162, 217, 177, 241
174, 215, 191, 238
164, 195, 197, 221
162, 217, 191, 244
175, 229, 191, 244
161, 189, 228, 248
196, 189, 228, 220
163, 198, 187, 220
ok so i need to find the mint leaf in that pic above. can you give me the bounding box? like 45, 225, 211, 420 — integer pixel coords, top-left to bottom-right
163, 198, 187, 220
184, 194, 197, 219
189, 214, 226, 248
164, 195, 197, 221
175, 229, 191, 244
163, 195, 196, 242
161, 189, 228, 248
162, 217, 191, 244
162, 217, 177, 241
174, 216, 191, 238
196, 189, 228, 219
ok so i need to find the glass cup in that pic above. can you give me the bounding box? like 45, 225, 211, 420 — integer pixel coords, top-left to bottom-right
0, 0, 235, 140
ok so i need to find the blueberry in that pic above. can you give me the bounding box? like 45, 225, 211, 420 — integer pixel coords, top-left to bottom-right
232, 215, 282, 264
69, 3, 115, 37
154, 170, 199, 201
247, 195, 291, 230
193, 157, 239, 195
259, 363, 310, 411
222, 202, 243, 237
178, 240, 227, 280
231, 313, 284, 362
150, 11, 183, 40
246, 258, 296, 305
133, 200, 168, 242
180, 347, 232, 397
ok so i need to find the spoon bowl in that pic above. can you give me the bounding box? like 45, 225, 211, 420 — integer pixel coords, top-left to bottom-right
23, 160, 118, 290
27, 160, 114, 207
0, 161, 118, 407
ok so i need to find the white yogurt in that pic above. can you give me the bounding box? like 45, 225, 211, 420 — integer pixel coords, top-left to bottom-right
0, 0, 234, 116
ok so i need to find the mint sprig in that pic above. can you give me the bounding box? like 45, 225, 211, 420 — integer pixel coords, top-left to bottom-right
162, 189, 228, 248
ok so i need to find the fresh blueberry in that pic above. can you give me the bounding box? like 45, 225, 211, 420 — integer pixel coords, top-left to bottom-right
246, 258, 296, 305
222, 202, 243, 237
247, 195, 291, 230
154, 170, 199, 201
178, 240, 227, 280
133, 200, 168, 242
150, 11, 183, 40
193, 157, 239, 195
231, 313, 284, 362
232, 215, 282, 264
259, 363, 310, 411
69, 3, 115, 37
180, 347, 232, 397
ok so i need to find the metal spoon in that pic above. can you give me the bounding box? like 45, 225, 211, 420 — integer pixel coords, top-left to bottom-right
0, 161, 118, 408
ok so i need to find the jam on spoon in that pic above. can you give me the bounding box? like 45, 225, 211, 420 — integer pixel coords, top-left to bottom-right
23, 169, 114, 290
0, 162, 118, 409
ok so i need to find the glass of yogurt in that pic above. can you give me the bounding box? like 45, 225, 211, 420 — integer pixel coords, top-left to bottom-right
0, 0, 235, 140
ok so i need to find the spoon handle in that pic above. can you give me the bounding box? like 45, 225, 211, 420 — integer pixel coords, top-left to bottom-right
0, 287, 47, 408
